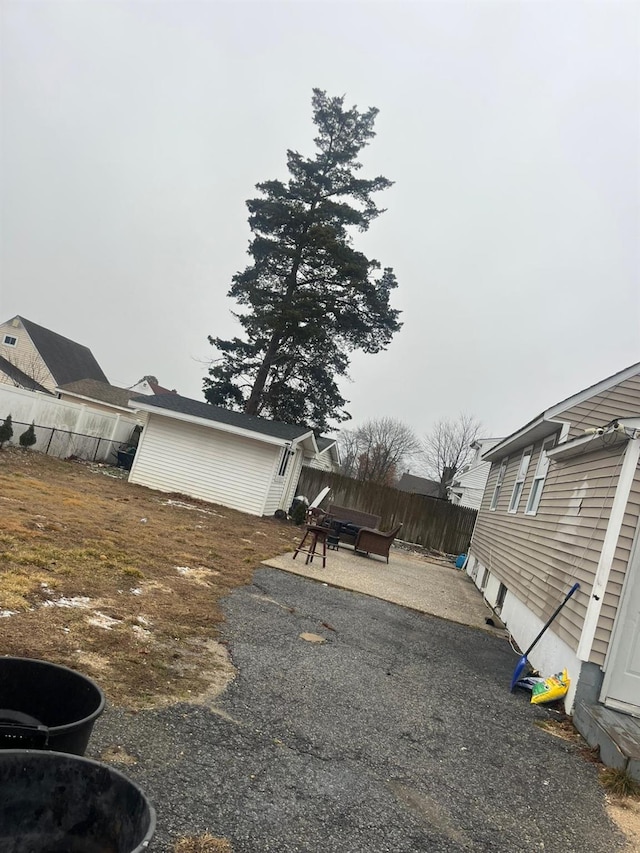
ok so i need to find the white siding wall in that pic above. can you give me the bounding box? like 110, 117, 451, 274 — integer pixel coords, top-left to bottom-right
304, 450, 336, 472
450, 461, 492, 510
262, 446, 306, 516
129, 415, 280, 516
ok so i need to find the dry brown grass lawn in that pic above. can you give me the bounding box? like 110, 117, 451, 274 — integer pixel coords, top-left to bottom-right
0, 448, 301, 709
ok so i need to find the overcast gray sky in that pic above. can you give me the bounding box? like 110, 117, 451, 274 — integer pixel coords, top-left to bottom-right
2, 0, 638, 440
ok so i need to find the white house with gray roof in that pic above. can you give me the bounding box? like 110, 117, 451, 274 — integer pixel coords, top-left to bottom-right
127, 393, 337, 516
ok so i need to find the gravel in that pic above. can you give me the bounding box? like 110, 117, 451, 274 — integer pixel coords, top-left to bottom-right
89, 567, 624, 852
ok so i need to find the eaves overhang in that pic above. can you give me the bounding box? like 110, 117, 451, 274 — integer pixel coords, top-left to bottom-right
129, 400, 304, 448
483, 417, 568, 462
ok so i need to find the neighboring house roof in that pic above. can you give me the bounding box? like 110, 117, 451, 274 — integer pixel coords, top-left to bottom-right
16, 316, 108, 386
57, 379, 138, 410
148, 381, 176, 395
129, 393, 315, 444
484, 361, 640, 462
0, 355, 51, 394
128, 376, 177, 395
397, 473, 441, 497
316, 436, 336, 452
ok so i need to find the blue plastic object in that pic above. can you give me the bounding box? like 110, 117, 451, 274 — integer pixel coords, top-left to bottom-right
455, 554, 466, 569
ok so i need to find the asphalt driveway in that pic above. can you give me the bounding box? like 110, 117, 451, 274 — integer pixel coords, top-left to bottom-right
88, 566, 625, 852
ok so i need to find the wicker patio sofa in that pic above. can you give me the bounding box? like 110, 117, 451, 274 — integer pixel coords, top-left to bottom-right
326, 504, 381, 547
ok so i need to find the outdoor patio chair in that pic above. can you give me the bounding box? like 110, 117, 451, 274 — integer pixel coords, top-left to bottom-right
293, 523, 329, 568
354, 523, 403, 563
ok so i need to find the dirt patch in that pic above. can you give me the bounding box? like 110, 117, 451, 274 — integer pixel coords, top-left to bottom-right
606, 795, 640, 852
0, 449, 301, 709
100, 744, 138, 766
534, 716, 585, 744
173, 834, 233, 853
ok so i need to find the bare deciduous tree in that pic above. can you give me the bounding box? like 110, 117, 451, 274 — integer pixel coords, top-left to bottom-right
338, 417, 420, 486
421, 414, 482, 499
1, 350, 51, 391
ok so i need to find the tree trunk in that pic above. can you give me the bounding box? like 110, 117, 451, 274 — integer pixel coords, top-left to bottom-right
243, 201, 320, 417
244, 332, 281, 416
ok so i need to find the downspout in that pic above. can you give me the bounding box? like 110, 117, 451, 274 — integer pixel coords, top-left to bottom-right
577, 435, 640, 661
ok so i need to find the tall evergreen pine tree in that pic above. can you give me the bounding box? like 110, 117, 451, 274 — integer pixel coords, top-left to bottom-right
204, 89, 401, 433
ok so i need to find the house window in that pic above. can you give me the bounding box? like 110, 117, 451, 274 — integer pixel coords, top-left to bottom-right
508, 445, 533, 513
277, 447, 293, 478
525, 436, 556, 516
489, 457, 508, 510
3, 335, 17, 347
496, 582, 507, 611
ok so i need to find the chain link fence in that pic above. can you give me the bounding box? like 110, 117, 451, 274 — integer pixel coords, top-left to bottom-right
6, 420, 137, 465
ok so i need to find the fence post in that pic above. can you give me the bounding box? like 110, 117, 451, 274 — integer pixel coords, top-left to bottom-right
45, 428, 55, 455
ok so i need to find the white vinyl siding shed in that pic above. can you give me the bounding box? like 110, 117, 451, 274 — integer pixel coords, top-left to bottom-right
126, 394, 337, 518
130, 415, 279, 516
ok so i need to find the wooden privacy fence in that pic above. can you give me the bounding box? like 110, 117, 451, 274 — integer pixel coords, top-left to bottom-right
296, 468, 477, 555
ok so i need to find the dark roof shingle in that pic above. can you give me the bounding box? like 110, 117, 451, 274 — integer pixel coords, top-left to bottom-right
58, 379, 137, 409
397, 473, 441, 497
19, 317, 108, 386
130, 394, 313, 442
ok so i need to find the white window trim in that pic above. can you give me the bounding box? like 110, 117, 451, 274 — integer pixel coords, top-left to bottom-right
3, 335, 17, 347
525, 436, 556, 516
276, 446, 293, 479
508, 445, 533, 514
489, 457, 508, 511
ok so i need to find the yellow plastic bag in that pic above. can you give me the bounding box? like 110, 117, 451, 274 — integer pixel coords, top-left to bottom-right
530, 669, 570, 705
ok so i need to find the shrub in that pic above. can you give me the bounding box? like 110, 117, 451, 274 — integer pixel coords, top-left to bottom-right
0, 414, 13, 449
19, 422, 37, 450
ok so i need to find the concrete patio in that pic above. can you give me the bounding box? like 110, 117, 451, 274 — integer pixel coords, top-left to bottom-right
262, 543, 501, 635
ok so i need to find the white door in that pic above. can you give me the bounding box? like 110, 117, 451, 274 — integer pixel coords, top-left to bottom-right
602, 532, 640, 716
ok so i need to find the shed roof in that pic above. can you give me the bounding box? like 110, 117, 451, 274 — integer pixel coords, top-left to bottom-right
130, 393, 315, 443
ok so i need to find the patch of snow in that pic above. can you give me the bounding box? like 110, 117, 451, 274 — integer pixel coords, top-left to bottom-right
161, 499, 226, 518
132, 624, 151, 639
175, 566, 191, 575
86, 611, 121, 630
130, 588, 142, 596
136, 616, 150, 626
0, 610, 17, 618
42, 596, 92, 609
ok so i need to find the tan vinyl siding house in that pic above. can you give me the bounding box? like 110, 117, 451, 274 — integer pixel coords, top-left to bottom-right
128, 394, 336, 517
0, 316, 108, 393
0, 318, 51, 390
468, 362, 640, 720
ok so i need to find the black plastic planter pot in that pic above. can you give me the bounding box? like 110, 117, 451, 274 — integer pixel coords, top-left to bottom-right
0, 750, 156, 853
0, 657, 105, 754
